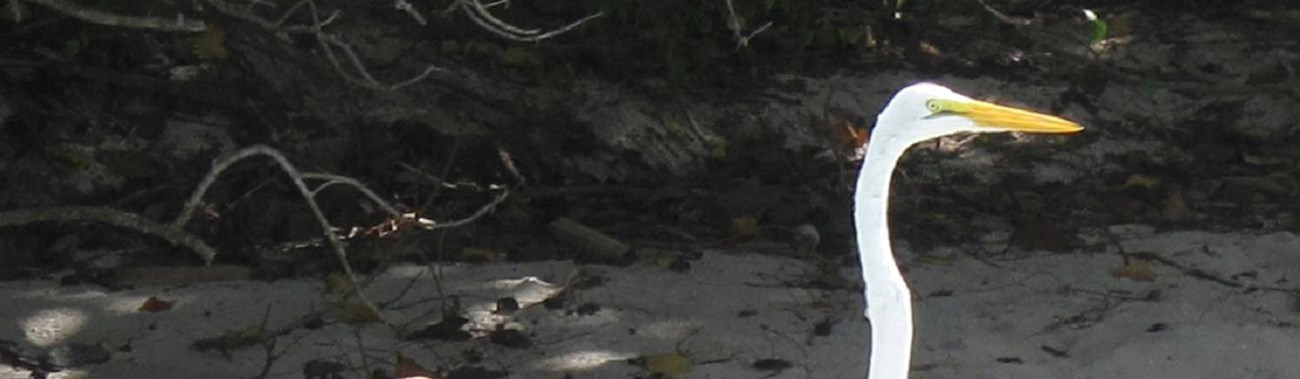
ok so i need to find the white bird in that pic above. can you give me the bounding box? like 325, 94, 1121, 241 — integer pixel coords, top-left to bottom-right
855, 83, 1083, 379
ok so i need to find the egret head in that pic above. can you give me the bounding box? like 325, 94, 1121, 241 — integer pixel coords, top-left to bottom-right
874, 83, 1083, 147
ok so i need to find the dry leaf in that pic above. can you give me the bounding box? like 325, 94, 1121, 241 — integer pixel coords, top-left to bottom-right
1163, 190, 1194, 222
341, 302, 382, 324
833, 120, 869, 150
138, 296, 174, 312
732, 215, 760, 238
918, 40, 942, 56
193, 24, 228, 61
395, 353, 440, 379
655, 256, 677, 269
1110, 260, 1156, 282
456, 247, 499, 262
849, 125, 869, 149
203, 203, 221, 220
1121, 174, 1160, 190
643, 352, 693, 376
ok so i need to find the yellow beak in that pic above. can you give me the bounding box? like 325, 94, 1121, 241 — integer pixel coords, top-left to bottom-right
962, 100, 1084, 134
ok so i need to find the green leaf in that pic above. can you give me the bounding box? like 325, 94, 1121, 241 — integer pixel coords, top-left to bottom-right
1083, 9, 1108, 44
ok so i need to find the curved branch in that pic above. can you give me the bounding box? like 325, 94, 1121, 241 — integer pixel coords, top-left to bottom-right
457, 0, 602, 42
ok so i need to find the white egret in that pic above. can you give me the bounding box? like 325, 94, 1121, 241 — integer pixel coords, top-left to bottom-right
856, 83, 1083, 378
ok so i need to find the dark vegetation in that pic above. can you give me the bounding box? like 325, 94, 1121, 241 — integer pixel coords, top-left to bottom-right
0, 0, 1298, 284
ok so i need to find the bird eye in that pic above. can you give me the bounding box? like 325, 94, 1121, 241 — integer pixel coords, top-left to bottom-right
925, 100, 940, 112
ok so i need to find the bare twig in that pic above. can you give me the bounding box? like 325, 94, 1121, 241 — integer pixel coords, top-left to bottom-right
21, 0, 206, 32
300, 173, 403, 216
496, 144, 526, 186
204, 0, 439, 90
398, 163, 461, 190
7, 0, 28, 23
200, 0, 330, 31
423, 188, 508, 230
23, 0, 595, 90
394, 0, 427, 26
172, 145, 507, 322
294, 2, 441, 90
456, 0, 602, 42
317, 33, 443, 90
972, 0, 1033, 26
721, 0, 772, 50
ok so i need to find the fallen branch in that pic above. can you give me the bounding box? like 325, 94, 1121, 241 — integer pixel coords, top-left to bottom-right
173, 145, 509, 322
0, 144, 506, 331
549, 217, 629, 264
172, 145, 386, 322
20, 0, 602, 90
0, 206, 218, 263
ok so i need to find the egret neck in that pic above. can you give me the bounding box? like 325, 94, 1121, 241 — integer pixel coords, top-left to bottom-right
854, 131, 914, 379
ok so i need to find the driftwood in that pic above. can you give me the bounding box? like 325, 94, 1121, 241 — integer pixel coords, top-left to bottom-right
549, 217, 630, 264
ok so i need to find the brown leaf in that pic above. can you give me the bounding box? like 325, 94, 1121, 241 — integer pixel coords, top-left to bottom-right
395, 353, 440, 379
1110, 260, 1156, 282
1121, 174, 1160, 190
138, 296, 174, 313
832, 120, 869, 150
341, 302, 382, 325
731, 215, 760, 238
456, 247, 500, 263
